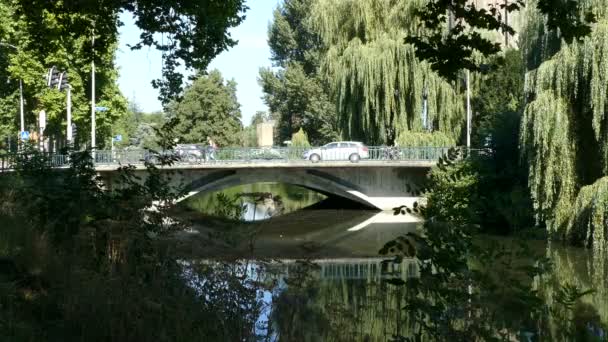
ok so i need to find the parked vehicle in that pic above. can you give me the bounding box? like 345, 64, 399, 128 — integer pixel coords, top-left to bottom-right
175, 144, 204, 162
303, 141, 369, 163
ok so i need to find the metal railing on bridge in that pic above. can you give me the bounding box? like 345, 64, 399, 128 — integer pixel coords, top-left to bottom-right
0, 146, 461, 171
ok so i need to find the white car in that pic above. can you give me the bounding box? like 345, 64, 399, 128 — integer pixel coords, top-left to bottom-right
303, 141, 369, 163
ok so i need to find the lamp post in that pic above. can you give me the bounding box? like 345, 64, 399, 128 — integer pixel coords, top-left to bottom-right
422, 79, 429, 131
466, 69, 471, 149
47, 68, 72, 147
0, 42, 25, 136
91, 23, 96, 152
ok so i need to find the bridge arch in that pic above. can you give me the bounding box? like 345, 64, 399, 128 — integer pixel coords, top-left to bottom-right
177, 169, 379, 209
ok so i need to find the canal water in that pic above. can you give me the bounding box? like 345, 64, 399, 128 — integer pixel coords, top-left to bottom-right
179, 183, 608, 341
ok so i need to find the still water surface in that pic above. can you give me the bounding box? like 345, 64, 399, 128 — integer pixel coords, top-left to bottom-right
181, 183, 608, 340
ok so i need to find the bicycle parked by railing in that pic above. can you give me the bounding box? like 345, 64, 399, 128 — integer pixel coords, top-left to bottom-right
381, 146, 402, 160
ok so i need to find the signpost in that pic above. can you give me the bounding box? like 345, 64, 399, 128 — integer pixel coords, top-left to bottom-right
19, 131, 29, 141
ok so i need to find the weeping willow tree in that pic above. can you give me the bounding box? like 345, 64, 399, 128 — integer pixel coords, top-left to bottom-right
310, 0, 465, 146
521, 0, 608, 246
567, 177, 608, 246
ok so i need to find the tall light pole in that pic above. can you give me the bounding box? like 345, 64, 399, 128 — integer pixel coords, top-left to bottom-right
466, 69, 471, 149
19, 79, 24, 133
67, 85, 72, 143
422, 79, 429, 131
0, 42, 25, 135
91, 26, 96, 151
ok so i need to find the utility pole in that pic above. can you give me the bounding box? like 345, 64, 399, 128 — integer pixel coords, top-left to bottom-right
67, 85, 72, 143
19, 80, 24, 133
0, 43, 25, 138
504, 0, 509, 48
91, 28, 96, 151
466, 69, 471, 149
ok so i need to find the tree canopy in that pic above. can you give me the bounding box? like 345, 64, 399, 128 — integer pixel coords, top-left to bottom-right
168, 70, 242, 147
0, 0, 247, 148
260, 0, 339, 146
408, 0, 596, 79
311, 0, 465, 145
520, 0, 608, 246
11, 0, 248, 103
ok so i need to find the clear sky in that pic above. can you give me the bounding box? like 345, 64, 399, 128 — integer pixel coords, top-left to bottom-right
115, 0, 279, 125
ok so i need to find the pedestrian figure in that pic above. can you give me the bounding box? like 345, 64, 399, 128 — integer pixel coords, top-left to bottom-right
206, 136, 217, 161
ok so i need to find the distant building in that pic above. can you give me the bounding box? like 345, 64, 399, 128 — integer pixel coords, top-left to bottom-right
256, 121, 275, 147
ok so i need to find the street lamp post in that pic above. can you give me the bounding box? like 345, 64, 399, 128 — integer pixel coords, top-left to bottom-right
422, 79, 429, 131
466, 69, 471, 149
0, 42, 25, 137
91, 25, 96, 152
47, 68, 72, 148
67, 85, 72, 143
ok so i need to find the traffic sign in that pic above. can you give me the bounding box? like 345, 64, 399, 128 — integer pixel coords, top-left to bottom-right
95, 106, 109, 112
113, 134, 122, 142
19, 131, 30, 140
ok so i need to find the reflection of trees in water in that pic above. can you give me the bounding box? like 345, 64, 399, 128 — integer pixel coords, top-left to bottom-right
537, 246, 608, 340
263, 245, 608, 341
266, 260, 416, 341
185, 183, 325, 220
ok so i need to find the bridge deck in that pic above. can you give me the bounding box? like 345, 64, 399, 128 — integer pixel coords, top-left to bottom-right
93, 160, 436, 171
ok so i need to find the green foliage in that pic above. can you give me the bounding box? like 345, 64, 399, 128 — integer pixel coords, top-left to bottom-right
424, 149, 480, 226
168, 70, 242, 147
387, 182, 548, 340
0, 0, 248, 148
405, 0, 517, 79
566, 177, 608, 247
214, 192, 247, 221
396, 132, 456, 147
0, 122, 265, 340
520, 0, 608, 245
520, 20, 608, 235
7, 0, 247, 105
241, 125, 258, 147
384, 149, 588, 341
260, 0, 340, 146
471, 49, 525, 146
0, 1, 127, 149
111, 101, 165, 149
268, 0, 322, 74
250, 110, 272, 126
311, 0, 465, 145
539, 246, 608, 340
291, 127, 311, 148
407, 0, 594, 80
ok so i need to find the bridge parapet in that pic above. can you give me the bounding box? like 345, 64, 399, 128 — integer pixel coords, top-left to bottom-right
1, 146, 450, 172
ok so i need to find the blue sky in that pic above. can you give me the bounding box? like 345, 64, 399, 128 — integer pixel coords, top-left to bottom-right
115, 0, 280, 125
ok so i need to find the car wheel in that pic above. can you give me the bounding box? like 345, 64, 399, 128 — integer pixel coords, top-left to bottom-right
310, 154, 321, 163
186, 154, 197, 163
349, 153, 360, 163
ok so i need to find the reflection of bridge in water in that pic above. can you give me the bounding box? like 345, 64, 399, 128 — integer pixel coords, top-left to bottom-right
267, 258, 419, 280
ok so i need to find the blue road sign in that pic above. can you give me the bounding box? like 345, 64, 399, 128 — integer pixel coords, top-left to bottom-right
20, 131, 30, 140
95, 106, 109, 112
113, 134, 122, 142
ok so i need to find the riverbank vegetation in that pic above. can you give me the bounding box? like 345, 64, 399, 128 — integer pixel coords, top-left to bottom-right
0, 143, 266, 341
2, 0, 608, 339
